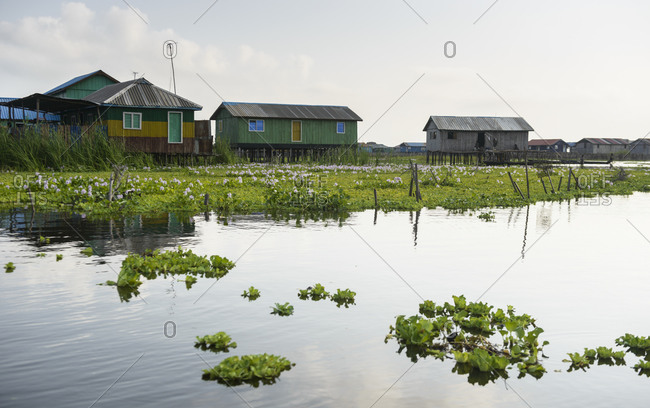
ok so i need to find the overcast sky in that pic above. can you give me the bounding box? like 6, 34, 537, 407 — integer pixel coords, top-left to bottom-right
1, 0, 649, 145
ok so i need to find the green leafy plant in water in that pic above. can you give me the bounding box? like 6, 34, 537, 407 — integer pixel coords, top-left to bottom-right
477, 211, 495, 222
242, 286, 261, 301
107, 246, 235, 302
386, 295, 548, 384
185, 275, 197, 289
194, 332, 237, 353
81, 247, 93, 257
36, 253, 46, 258
331, 288, 356, 308
297, 283, 330, 301
56, 254, 63, 262
38, 236, 50, 245
633, 360, 650, 377
270, 302, 294, 316
5, 262, 16, 273
616, 333, 650, 357
202, 354, 294, 387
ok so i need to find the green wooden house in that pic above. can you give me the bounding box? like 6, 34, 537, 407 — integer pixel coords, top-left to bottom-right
45, 70, 119, 99
210, 102, 362, 159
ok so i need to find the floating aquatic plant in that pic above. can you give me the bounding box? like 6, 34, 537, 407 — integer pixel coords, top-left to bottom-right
105, 246, 235, 302
386, 295, 548, 385
616, 333, 650, 357
36, 253, 46, 258
633, 360, 650, 377
185, 275, 197, 289
56, 254, 63, 261
38, 236, 50, 245
81, 247, 93, 257
5, 262, 15, 273
242, 286, 261, 301
202, 354, 294, 386
194, 332, 237, 353
331, 288, 356, 308
297, 283, 329, 301
477, 211, 495, 222
270, 302, 294, 316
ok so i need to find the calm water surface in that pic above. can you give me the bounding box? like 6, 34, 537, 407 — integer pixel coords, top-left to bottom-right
1, 194, 650, 407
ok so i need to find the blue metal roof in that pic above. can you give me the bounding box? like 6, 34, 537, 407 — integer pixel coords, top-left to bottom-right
44, 70, 118, 95
0, 98, 60, 121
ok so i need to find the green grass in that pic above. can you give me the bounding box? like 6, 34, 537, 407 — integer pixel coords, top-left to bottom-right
0, 126, 153, 171
0, 163, 649, 217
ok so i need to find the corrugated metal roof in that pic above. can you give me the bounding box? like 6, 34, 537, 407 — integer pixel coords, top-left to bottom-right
578, 138, 629, 145
631, 138, 650, 145
401, 142, 426, 147
0, 97, 60, 121
210, 102, 362, 121
45, 70, 119, 95
528, 139, 564, 146
84, 78, 202, 110
424, 116, 533, 132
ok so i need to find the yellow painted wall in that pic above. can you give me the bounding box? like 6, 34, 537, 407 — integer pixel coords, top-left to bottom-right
106, 120, 194, 139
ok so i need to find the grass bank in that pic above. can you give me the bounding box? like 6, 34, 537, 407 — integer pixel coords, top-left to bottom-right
1, 163, 649, 217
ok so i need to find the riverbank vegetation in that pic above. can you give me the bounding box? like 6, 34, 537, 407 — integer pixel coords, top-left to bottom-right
1, 162, 649, 217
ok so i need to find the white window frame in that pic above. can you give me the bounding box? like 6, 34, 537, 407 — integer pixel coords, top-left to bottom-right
167, 111, 183, 144
249, 119, 264, 132
336, 122, 345, 134
123, 112, 142, 130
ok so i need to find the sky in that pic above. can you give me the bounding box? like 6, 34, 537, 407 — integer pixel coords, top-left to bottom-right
1, 0, 649, 145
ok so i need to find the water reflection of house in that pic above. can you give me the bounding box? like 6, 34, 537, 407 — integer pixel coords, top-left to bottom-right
0, 210, 195, 255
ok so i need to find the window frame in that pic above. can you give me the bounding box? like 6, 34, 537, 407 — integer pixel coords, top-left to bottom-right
336, 122, 345, 134
248, 119, 264, 132
123, 112, 142, 130
447, 131, 456, 140
218, 120, 223, 133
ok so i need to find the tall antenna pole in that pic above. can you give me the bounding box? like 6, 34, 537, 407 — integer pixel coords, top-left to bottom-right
163, 40, 178, 94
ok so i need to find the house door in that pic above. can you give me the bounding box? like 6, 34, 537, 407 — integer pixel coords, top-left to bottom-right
477, 132, 486, 148
168, 112, 182, 143
292, 121, 302, 142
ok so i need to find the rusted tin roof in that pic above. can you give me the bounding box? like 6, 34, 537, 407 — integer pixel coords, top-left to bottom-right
210, 102, 362, 121
423, 116, 533, 132
84, 78, 202, 110
577, 138, 629, 145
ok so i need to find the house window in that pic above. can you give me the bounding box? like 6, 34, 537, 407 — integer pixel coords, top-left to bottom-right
249, 119, 264, 132
431, 132, 437, 140
123, 112, 142, 130
337, 122, 345, 134
447, 131, 456, 139
218, 120, 223, 133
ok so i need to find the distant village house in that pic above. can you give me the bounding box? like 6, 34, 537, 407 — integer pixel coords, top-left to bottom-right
423, 116, 533, 153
